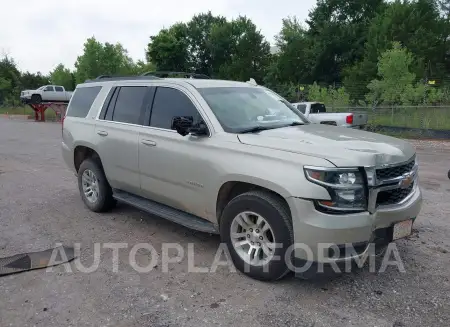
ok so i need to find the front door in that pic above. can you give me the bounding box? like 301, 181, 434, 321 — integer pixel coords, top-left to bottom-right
138, 85, 213, 219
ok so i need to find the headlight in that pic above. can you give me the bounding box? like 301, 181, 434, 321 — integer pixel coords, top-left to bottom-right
304, 167, 367, 212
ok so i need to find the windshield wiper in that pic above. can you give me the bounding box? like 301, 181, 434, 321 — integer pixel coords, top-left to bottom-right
239, 125, 272, 134
239, 121, 304, 134
287, 121, 304, 126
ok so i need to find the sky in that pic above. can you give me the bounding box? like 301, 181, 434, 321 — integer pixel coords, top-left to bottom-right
1, 0, 316, 74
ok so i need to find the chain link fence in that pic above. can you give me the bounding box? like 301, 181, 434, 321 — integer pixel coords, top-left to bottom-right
328, 105, 450, 138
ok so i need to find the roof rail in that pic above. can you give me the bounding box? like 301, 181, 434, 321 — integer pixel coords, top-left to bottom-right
96, 75, 112, 79
141, 71, 211, 79
84, 75, 161, 83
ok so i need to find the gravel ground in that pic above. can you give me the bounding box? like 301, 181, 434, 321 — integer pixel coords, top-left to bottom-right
0, 118, 449, 327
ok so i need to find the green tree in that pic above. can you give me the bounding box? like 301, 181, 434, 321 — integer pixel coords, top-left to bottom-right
213, 16, 271, 82
365, 0, 447, 81
130, 60, 156, 75
0, 56, 21, 105
20, 72, 50, 90
367, 42, 417, 105
187, 12, 227, 75
146, 23, 190, 71
50, 64, 75, 90
267, 17, 311, 85
75, 37, 136, 83
305, 0, 385, 84
307, 82, 350, 106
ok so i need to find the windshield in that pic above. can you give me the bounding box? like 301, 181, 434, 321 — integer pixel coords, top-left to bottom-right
37, 86, 46, 90
198, 87, 309, 133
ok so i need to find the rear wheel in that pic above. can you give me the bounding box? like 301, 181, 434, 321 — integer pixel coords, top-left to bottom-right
220, 190, 294, 281
31, 94, 42, 104
77, 158, 115, 212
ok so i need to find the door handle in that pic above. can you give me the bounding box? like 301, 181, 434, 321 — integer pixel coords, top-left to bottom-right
141, 139, 156, 146
97, 130, 108, 136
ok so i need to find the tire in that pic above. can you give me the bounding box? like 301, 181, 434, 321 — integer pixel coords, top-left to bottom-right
31, 94, 42, 104
220, 190, 294, 281
77, 158, 115, 212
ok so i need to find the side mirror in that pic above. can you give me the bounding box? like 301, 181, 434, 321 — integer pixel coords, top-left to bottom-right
172, 116, 208, 137
172, 116, 193, 136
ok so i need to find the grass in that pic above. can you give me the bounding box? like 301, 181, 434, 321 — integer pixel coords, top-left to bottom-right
334, 106, 450, 130
0, 106, 57, 119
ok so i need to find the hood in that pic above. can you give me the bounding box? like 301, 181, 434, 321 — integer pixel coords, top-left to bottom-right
237, 124, 415, 167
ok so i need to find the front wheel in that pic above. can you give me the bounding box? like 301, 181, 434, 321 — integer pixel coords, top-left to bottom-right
31, 94, 42, 104
220, 190, 294, 281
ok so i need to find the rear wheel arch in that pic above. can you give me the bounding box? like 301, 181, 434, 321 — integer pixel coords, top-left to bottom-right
74, 145, 102, 173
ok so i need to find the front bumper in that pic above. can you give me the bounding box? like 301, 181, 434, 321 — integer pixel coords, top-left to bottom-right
287, 181, 422, 263
20, 96, 31, 104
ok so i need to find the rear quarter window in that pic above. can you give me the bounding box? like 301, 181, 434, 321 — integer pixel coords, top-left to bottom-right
66, 86, 102, 118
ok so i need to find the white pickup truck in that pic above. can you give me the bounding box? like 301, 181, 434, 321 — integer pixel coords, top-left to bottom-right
20, 85, 73, 104
292, 102, 368, 129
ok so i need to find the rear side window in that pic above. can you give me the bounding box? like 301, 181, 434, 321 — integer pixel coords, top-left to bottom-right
67, 86, 102, 118
150, 87, 200, 129
111, 86, 148, 124
55, 86, 63, 92
310, 103, 326, 113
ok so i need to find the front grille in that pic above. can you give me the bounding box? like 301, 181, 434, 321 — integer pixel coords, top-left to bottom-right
376, 182, 414, 206
376, 158, 415, 181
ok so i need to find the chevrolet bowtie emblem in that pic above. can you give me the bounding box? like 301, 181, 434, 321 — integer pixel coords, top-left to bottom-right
400, 172, 413, 189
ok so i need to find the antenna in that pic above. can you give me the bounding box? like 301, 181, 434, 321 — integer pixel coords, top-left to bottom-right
247, 78, 258, 86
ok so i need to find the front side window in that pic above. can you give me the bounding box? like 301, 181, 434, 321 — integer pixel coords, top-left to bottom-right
150, 87, 200, 129
111, 86, 148, 125
198, 87, 308, 133
44, 86, 54, 91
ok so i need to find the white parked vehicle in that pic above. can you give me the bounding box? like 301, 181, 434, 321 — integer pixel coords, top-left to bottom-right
20, 85, 73, 104
62, 73, 422, 281
292, 102, 368, 129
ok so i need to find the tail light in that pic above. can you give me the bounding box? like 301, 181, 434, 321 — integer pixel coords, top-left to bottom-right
346, 114, 353, 125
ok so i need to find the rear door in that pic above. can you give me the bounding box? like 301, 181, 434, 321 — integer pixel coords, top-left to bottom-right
54, 86, 65, 101
94, 85, 152, 195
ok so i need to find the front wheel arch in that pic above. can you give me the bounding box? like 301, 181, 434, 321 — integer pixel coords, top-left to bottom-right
216, 181, 291, 226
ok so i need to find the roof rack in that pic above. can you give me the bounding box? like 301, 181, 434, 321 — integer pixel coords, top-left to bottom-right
141, 71, 211, 79
84, 71, 211, 83
84, 75, 161, 83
